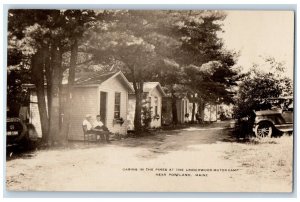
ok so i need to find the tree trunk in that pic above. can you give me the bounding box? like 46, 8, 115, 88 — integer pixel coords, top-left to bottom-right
48, 44, 62, 145
216, 104, 218, 121
31, 50, 49, 143
133, 81, 143, 133
44, 47, 52, 130
209, 104, 212, 122
198, 99, 205, 121
191, 102, 196, 123
58, 56, 63, 131
171, 93, 178, 125
61, 38, 78, 141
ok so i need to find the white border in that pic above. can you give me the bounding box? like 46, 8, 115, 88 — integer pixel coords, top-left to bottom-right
0, 1, 299, 200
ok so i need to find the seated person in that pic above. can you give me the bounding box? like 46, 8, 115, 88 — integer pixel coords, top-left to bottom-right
82, 114, 94, 136
93, 115, 108, 131
93, 115, 110, 143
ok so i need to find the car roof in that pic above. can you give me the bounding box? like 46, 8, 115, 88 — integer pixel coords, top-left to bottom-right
267, 96, 293, 100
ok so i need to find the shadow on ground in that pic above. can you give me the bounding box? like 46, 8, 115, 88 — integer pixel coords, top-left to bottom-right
114, 126, 237, 158
6, 121, 238, 160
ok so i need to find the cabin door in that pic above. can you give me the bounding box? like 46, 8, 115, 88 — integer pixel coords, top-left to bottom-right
100, 91, 107, 125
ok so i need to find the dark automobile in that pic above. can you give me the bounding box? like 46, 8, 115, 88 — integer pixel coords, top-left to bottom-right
7, 117, 25, 144
7, 107, 38, 149
253, 96, 293, 138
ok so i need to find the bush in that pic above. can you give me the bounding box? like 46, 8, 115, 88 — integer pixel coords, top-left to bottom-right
233, 118, 254, 139
141, 106, 153, 129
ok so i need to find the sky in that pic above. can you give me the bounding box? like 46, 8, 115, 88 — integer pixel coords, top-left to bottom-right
219, 11, 294, 79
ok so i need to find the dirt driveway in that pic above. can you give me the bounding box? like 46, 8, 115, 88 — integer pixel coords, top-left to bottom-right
6, 124, 293, 192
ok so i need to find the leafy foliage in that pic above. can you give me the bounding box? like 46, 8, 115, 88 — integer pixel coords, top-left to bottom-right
141, 106, 153, 129
233, 59, 293, 119
7, 9, 244, 138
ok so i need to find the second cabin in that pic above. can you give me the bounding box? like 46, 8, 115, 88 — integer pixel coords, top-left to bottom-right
127, 82, 166, 130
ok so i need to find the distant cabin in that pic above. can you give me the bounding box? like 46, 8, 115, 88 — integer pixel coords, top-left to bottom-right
162, 96, 197, 125
204, 103, 233, 122
127, 82, 166, 130
26, 71, 134, 140
176, 97, 191, 123
162, 96, 234, 124
204, 104, 218, 122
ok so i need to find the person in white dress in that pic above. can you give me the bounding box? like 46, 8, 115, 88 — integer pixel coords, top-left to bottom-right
82, 114, 110, 143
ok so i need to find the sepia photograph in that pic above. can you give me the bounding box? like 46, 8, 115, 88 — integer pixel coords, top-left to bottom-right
5, 8, 294, 192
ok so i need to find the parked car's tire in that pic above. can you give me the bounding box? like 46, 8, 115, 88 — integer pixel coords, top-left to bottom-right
255, 122, 273, 138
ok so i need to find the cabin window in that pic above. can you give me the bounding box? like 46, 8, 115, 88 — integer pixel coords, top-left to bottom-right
114, 92, 121, 118
154, 97, 158, 116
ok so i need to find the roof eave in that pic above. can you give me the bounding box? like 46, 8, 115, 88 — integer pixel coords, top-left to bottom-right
104, 71, 134, 93
151, 83, 167, 97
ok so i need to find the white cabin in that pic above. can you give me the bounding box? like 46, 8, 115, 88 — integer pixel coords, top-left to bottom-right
128, 82, 166, 130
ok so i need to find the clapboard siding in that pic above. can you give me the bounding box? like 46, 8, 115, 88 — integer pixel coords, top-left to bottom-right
68, 76, 129, 140
176, 98, 189, 123
28, 72, 131, 141
98, 76, 128, 135
128, 85, 163, 129
69, 87, 98, 140
29, 91, 44, 138
149, 87, 162, 128
127, 94, 136, 130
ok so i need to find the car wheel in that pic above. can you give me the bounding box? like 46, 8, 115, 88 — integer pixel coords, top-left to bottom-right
255, 122, 273, 138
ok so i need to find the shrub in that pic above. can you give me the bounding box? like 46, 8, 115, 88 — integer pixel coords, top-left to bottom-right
141, 106, 153, 129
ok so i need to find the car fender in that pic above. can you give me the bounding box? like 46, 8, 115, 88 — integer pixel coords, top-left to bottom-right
255, 120, 275, 127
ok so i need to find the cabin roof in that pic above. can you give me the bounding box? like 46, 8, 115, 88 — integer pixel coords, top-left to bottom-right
73, 71, 117, 85
73, 71, 134, 92
130, 82, 166, 97
23, 71, 134, 93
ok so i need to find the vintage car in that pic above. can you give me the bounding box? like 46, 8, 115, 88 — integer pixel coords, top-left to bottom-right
7, 107, 38, 148
7, 117, 25, 144
253, 96, 293, 138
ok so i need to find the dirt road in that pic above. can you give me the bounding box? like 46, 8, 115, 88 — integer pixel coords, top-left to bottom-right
6, 125, 293, 192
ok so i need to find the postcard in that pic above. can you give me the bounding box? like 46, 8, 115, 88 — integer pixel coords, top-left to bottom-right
6, 9, 294, 192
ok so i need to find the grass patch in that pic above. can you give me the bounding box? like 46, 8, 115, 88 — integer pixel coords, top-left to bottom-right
248, 137, 279, 145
